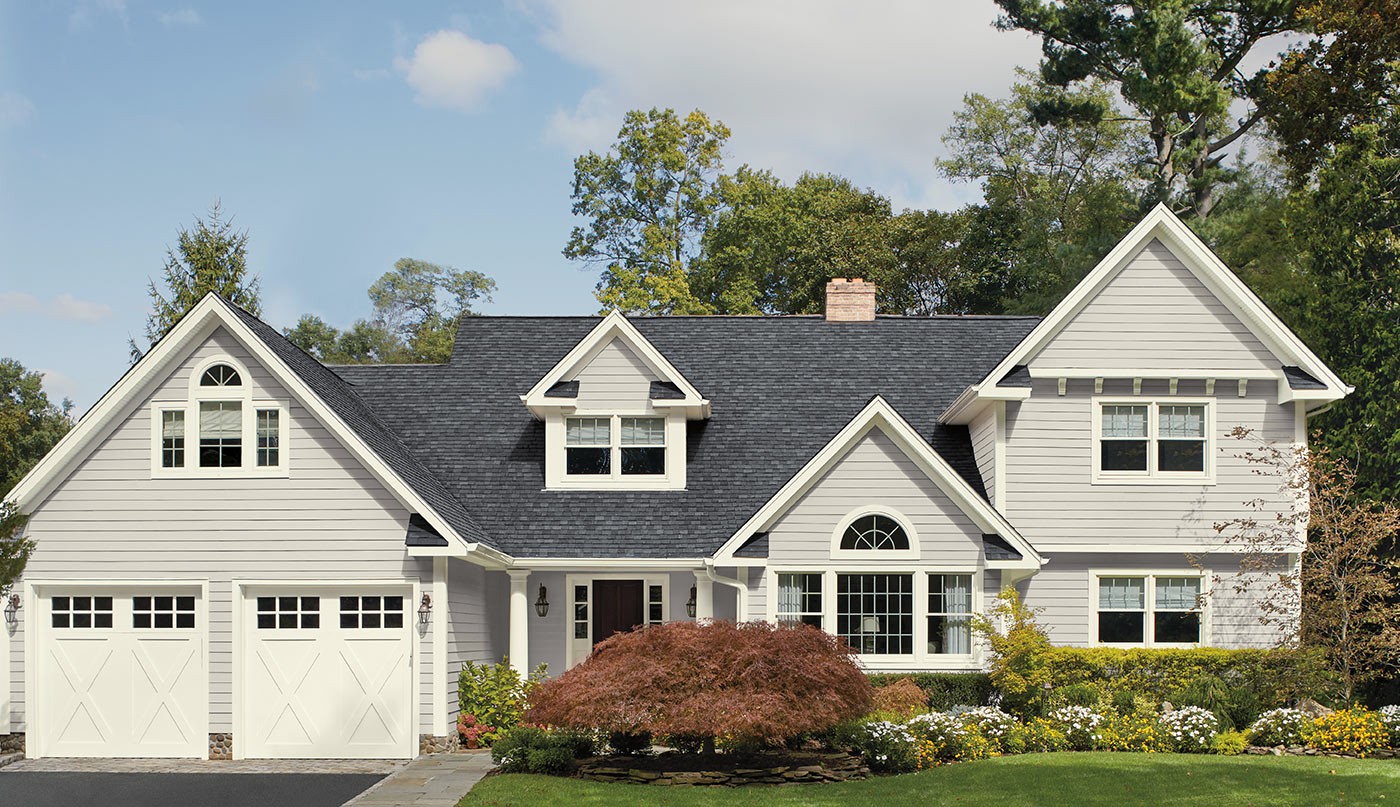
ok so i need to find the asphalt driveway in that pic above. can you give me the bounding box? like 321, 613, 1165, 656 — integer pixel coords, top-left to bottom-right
0, 772, 387, 807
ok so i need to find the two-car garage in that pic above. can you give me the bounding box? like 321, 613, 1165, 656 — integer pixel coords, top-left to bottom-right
26, 582, 417, 760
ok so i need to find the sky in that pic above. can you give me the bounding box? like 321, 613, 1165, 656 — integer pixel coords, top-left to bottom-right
0, 0, 1049, 412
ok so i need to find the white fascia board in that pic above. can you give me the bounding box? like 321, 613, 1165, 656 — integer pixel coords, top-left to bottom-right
939, 384, 1029, 425
1037, 541, 1306, 555
713, 395, 1043, 566
968, 204, 1350, 403
520, 310, 708, 416
505, 557, 708, 571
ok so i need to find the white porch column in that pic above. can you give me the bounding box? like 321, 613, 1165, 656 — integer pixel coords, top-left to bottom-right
693, 571, 714, 621
508, 570, 530, 673
432, 557, 449, 735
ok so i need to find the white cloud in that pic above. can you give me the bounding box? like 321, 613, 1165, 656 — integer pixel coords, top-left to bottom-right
394, 29, 519, 112
157, 7, 202, 26
531, 0, 1043, 210
35, 368, 80, 404
69, 0, 128, 29
0, 91, 35, 128
0, 291, 112, 322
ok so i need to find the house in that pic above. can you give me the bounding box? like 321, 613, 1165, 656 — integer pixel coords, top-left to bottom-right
0, 205, 1349, 761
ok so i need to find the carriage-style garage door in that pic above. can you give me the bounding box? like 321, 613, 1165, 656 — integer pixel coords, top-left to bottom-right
240, 585, 414, 759
34, 584, 207, 758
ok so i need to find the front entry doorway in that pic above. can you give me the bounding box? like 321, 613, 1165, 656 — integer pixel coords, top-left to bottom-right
592, 579, 645, 646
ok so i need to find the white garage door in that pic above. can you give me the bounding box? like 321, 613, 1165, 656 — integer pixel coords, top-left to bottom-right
36, 585, 207, 758
241, 586, 414, 759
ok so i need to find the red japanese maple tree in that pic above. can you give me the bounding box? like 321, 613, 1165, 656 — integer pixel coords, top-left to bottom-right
525, 620, 872, 743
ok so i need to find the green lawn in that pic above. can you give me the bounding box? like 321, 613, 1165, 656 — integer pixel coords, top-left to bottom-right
460, 753, 1400, 807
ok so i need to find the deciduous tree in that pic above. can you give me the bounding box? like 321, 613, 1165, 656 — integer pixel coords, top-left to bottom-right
0, 358, 72, 596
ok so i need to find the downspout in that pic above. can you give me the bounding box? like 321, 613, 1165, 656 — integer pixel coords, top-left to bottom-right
1305, 403, 1334, 419
703, 560, 750, 622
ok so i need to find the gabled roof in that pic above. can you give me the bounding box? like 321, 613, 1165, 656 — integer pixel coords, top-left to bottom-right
520, 310, 709, 418
710, 396, 1043, 569
944, 204, 1350, 422
337, 314, 1039, 559
6, 293, 501, 561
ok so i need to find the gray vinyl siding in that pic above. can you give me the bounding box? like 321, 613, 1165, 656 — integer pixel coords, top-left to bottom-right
766, 430, 984, 565
446, 558, 506, 721
567, 339, 658, 411
12, 327, 438, 737
1003, 377, 1299, 550
1015, 552, 1287, 649
1030, 239, 1278, 374
968, 406, 997, 506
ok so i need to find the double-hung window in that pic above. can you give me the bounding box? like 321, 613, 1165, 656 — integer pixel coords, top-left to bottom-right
1096, 574, 1203, 645
777, 573, 823, 628
564, 415, 667, 478
1096, 401, 1210, 481
928, 574, 973, 654
200, 400, 243, 468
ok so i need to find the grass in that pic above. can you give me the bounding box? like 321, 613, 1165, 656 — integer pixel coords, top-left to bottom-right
460, 753, 1400, 806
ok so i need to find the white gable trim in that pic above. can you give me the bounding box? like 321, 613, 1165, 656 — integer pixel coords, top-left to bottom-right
5, 294, 501, 563
520, 310, 709, 419
712, 396, 1042, 569
942, 205, 1349, 422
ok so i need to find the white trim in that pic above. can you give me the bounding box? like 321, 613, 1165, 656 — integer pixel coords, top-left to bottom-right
1090, 397, 1216, 485
520, 311, 709, 420
147, 397, 291, 480
510, 557, 709, 571
763, 567, 985, 672
713, 396, 1042, 569
1029, 367, 1280, 381
828, 506, 921, 560
432, 557, 448, 736
3, 294, 488, 560
1087, 569, 1210, 648
940, 204, 1349, 425
993, 401, 1007, 510
1033, 542, 1303, 554
24, 578, 211, 759
546, 411, 686, 490
1, 594, 8, 735
562, 573, 672, 669
231, 578, 419, 761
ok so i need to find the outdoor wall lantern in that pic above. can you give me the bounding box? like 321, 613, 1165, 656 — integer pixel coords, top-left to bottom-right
418, 593, 432, 626
3, 594, 18, 625
685, 585, 697, 618
534, 584, 549, 618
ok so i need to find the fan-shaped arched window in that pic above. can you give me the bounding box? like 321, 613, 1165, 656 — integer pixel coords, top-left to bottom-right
840, 514, 910, 551
200, 364, 242, 387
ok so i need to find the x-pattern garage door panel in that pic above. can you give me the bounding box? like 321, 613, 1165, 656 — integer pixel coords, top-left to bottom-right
36, 587, 206, 759
242, 587, 413, 759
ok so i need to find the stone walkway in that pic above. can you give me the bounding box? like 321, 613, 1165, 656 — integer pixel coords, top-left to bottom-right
342, 751, 494, 807
2, 757, 405, 775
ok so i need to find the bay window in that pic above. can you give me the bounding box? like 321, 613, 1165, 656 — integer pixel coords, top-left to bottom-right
1095, 400, 1211, 481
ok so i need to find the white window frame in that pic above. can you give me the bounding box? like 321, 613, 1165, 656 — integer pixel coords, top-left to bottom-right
775, 572, 825, 628
765, 567, 983, 672
828, 506, 921, 560
1091, 397, 1215, 485
545, 411, 685, 490
149, 355, 290, 479
1089, 569, 1210, 648
563, 573, 671, 669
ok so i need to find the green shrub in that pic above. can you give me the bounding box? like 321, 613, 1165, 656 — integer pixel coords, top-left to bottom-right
1022, 718, 1069, 753
549, 727, 600, 758
1002, 723, 1028, 754
1247, 708, 1312, 746
1211, 730, 1249, 755
1100, 712, 1169, 753
458, 659, 546, 746
866, 672, 995, 711
607, 730, 653, 755
1052, 683, 1104, 709
525, 745, 575, 774
853, 720, 919, 772
491, 726, 546, 772
1111, 689, 1138, 716
972, 587, 1054, 718
658, 733, 706, 754
491, 725, 596, 774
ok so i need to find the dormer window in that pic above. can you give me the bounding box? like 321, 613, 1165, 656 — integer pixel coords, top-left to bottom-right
150, 355, 288, 478
565, 416, 667, 478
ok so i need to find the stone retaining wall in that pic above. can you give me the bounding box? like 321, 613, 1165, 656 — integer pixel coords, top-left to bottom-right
578, 752, 869, 786
1245, 745, 1398, 759
0, 733, 24, 754
209, 733, 233, 760
419, 733, 462, 755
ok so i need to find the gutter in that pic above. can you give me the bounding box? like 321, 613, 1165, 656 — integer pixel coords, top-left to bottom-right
704, 559, 750, 621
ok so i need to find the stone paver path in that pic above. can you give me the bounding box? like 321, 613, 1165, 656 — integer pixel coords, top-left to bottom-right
343, 751, 494, 807
3, 757, 404, 775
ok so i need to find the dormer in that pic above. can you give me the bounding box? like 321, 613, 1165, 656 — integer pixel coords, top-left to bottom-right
522, 311, 709, 490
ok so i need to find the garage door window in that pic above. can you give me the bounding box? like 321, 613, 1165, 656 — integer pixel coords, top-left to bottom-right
52, 596, 113, 629
341, 595, 405, 629
133, 595, 196, 629
257, 596, 320, 629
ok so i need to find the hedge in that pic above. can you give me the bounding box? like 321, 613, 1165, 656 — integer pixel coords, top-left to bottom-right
867, 673, 996, 711
1038, 647, 1335, 706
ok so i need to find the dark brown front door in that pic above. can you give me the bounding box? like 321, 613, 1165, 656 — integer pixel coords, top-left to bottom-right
592, 580, 644, 646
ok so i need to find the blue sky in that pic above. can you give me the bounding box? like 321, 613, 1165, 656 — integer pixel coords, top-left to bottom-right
0, 1, 1047, 411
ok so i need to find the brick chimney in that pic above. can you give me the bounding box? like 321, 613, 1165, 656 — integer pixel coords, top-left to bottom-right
825, 277, 877, 322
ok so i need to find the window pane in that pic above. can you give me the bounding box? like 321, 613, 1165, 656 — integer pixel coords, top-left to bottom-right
778, 573, 822, 626
1158, 405, 1205, 438
836, 574, 913, 655
1102, 405, 1148, 438
1154, 611, 1201, 643
566, 447, 610, 475
199, 401, 242, 468
200, 365, 242, 387
620, 417, 665, 446
257, 409, 280, 467
1101, 440, 1148, 471
620, 447, 665, 474
574, 621, 588, 639
839, 515, 910, 550
928, 574, 972, 615
1158, 440, 1205, 472
565, 417, 610, 446
162, 411, 185, 468
928, 614, 972, 654
1099, 577, 1145, 610
1099, 611, 1144, 643
1155, 577, 1201, 610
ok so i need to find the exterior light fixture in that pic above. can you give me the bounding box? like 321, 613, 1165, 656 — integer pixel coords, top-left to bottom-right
685, 585, 697, 618
534, 584, 549, 618
418, 593, 432, 626
3, 594, 18, 625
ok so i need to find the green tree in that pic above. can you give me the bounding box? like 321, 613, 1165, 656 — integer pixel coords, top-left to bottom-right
993, 0, 1300, 217
134, 201, 260, 359
1, 359, 73, 595
691, 170, 899, 314
564, 108, 729, 313
888, 208, 972, 315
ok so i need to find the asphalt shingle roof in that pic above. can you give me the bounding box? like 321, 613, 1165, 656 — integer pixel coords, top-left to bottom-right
1282, 365, 1326, 390
333, 314, 1039, 559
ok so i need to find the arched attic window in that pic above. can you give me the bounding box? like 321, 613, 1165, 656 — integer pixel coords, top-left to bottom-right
839, 514, 910, 551
200, 363, 242, 387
